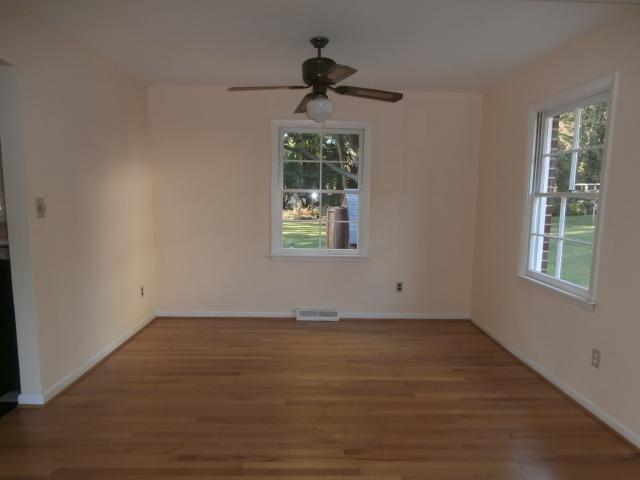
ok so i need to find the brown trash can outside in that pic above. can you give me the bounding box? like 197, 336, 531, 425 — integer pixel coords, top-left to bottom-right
326, 207, 349, 249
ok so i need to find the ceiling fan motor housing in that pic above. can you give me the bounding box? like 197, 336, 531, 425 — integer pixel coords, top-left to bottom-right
302, 57, 336, 86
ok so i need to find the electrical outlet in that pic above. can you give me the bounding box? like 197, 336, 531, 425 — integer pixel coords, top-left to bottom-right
396, 281, 403, 292
591, 348, 601, 369
140, 285, 144, 298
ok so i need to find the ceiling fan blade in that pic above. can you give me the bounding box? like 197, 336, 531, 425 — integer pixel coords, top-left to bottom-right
333, 85, 403, 102
294, 93, 314, 114
323, 64, 357, 84
228, 86, 308, 91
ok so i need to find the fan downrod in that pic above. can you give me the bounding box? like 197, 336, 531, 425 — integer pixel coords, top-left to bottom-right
310, 36, 329, 57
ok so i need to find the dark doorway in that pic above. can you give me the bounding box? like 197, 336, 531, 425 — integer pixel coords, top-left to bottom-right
0, 144, 20, 417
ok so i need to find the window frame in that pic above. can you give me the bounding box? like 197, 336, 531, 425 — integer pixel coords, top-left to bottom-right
519, 74, 619, 306
271, 120, 371, 258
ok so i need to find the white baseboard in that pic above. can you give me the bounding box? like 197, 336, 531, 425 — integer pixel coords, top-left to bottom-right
341, 312, 469, 320
156, 310, 294, 318
471, 317, 640, 450
155, 310, 470, 320
16, 393, 44, 405
18, 312, 156, 406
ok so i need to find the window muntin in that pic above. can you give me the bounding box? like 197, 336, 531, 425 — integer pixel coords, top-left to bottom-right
526, 95, 608, 297
274, 123, 368, 256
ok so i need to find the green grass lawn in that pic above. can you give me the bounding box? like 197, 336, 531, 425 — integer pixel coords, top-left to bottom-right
545, 214, 595, 287
282, 222, 326, 249
283, 222, 358, 249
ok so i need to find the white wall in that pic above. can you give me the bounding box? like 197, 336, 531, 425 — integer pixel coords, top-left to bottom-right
150, 87, 482, 317
471, 10, 640, 444
0, 2, 156, 399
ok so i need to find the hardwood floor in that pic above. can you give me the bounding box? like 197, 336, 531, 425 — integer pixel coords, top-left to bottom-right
0, 318, 638, 479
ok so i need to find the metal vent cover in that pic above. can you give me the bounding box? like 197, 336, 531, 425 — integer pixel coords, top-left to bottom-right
296, 309, 340, 321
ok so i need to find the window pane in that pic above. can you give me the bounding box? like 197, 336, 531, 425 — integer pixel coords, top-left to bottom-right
321, 162, 358, 190
322, 133, 360, 161
542, 149, 602, 193
282, 221, 322, 249
321, 192, 360, 224
579, 102, 607, 148
560, 241, 593, 288
574, 149, 603, 193
565, 199, 597, 243
283, 162, 320, 189
282, 192, 319, 220
321, 192, 343, 221
532, 197, 562, 237
283, 132, 321, 160
548, 111, 575, 154
544, 153, 571, 192
326, 222, 359, 249
530, 235, 559, 278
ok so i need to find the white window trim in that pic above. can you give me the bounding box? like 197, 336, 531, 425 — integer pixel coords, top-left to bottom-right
270, 120, 371, 258
518, 73, 620, 308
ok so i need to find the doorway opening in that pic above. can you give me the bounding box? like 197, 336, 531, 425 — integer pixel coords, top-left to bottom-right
0, 142, 19, 416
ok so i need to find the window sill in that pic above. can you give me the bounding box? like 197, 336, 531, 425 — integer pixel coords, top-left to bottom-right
517, 274, 596, 312
270, 251, 368, 261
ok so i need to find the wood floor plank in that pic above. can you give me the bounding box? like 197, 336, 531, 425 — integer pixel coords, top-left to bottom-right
0, 318, 637, 479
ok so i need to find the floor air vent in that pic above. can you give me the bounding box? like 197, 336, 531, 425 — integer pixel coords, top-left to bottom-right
296, 309, 340, 321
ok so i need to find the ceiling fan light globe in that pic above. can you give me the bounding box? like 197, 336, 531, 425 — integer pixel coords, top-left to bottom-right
306, 97, 335, 123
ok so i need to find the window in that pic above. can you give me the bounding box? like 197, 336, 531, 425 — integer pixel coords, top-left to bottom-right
523, 80, 614, 302
271, 120, 370, 257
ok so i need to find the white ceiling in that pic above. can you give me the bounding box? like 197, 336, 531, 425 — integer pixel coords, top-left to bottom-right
24, 0, 635, 91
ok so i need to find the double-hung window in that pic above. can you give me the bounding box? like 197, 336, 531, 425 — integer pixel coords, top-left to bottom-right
271, 120, 370, 257
523, 80, 614, 302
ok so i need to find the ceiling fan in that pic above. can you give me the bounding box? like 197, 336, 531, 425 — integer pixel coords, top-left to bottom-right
228, 36, 403, 123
